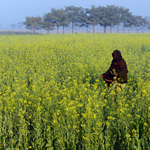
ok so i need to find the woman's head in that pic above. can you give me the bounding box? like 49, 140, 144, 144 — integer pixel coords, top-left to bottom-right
112, 50, 122, 62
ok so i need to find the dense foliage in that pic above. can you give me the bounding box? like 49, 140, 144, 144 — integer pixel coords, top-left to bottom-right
0, 34, 150, 149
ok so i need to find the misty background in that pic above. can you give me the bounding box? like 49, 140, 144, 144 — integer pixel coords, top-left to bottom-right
0, 0, 150, 33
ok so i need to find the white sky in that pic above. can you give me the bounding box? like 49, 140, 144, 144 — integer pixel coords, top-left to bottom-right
0, 0, 149, 28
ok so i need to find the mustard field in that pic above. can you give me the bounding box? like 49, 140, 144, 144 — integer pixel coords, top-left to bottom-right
0, 34, 150, 149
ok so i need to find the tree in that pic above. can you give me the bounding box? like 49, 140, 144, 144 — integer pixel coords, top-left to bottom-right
99, 5, 119, 33
86, 5, 101, 33
123, 14, 134, 33
60, 9, 70, 34
17, 22, 23, 29
50, 8, 70, 34
148, 23, 150, 30
11, 23, 16, 29
43, 13, 55, 34
50, 8, 62, 34
23, 17, 42, 35
145, 17, 150, 31
121, 8, 133, 33
110, 6, 133, 34
78, 9, 91, 33
133, 15, 148, 33
65, 6, 83, 33
115, 6, 126, 33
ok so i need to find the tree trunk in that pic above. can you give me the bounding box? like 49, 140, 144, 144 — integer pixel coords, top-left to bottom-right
63, 25, 64, 34
93, 25, 95, 33
117, 24, 119, 33
87, 26, 88, 33
72, 22, 74, 33
123, 24, 124, 34
128, 28, 130, 34
137, 27, 138, 34
32, 24, 34, 35
57, 25, 59, 34
48, 29, 50, 34
104, 26, 106, 34
110, 26, 112, 33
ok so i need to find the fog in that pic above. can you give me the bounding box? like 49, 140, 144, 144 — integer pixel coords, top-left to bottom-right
0, 0, 149, 29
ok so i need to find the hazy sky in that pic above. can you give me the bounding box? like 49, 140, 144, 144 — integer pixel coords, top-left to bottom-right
0, 0, 150, 28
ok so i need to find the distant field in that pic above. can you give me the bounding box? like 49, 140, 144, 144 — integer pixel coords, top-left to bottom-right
0, 28, 150, 34
0, 34, 150, 149
0, 31, 41, 35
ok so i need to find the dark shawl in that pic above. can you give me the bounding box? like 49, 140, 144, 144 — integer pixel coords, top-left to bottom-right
102, 50, 128, 86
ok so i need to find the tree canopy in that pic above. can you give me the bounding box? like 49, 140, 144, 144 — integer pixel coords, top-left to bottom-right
65, 6, 83, 33
85, 5, 101, 33
23, 17, 42, 35
99, 5, 120, 33
43, 13, 55, 34
23, 5, 149, 34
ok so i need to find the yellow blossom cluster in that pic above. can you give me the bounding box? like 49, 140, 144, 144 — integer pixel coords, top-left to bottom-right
0, 33, 150, 149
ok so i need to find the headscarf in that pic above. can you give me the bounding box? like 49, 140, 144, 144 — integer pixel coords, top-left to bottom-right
112, 50, 122, 63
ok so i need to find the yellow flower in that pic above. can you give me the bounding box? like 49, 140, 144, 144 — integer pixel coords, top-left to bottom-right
126, 134, 130, 139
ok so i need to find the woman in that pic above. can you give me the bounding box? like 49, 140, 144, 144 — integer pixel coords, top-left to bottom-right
100, 50, 128, 88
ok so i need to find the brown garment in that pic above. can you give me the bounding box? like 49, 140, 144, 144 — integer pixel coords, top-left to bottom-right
102, 50, 128, 86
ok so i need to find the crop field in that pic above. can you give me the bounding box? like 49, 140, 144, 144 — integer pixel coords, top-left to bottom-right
0, 33, 150, 149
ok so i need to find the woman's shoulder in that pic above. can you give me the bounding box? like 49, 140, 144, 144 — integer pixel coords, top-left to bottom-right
120, 58, 127, 64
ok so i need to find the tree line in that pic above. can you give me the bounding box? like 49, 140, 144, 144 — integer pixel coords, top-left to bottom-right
23, 5, 150, 35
